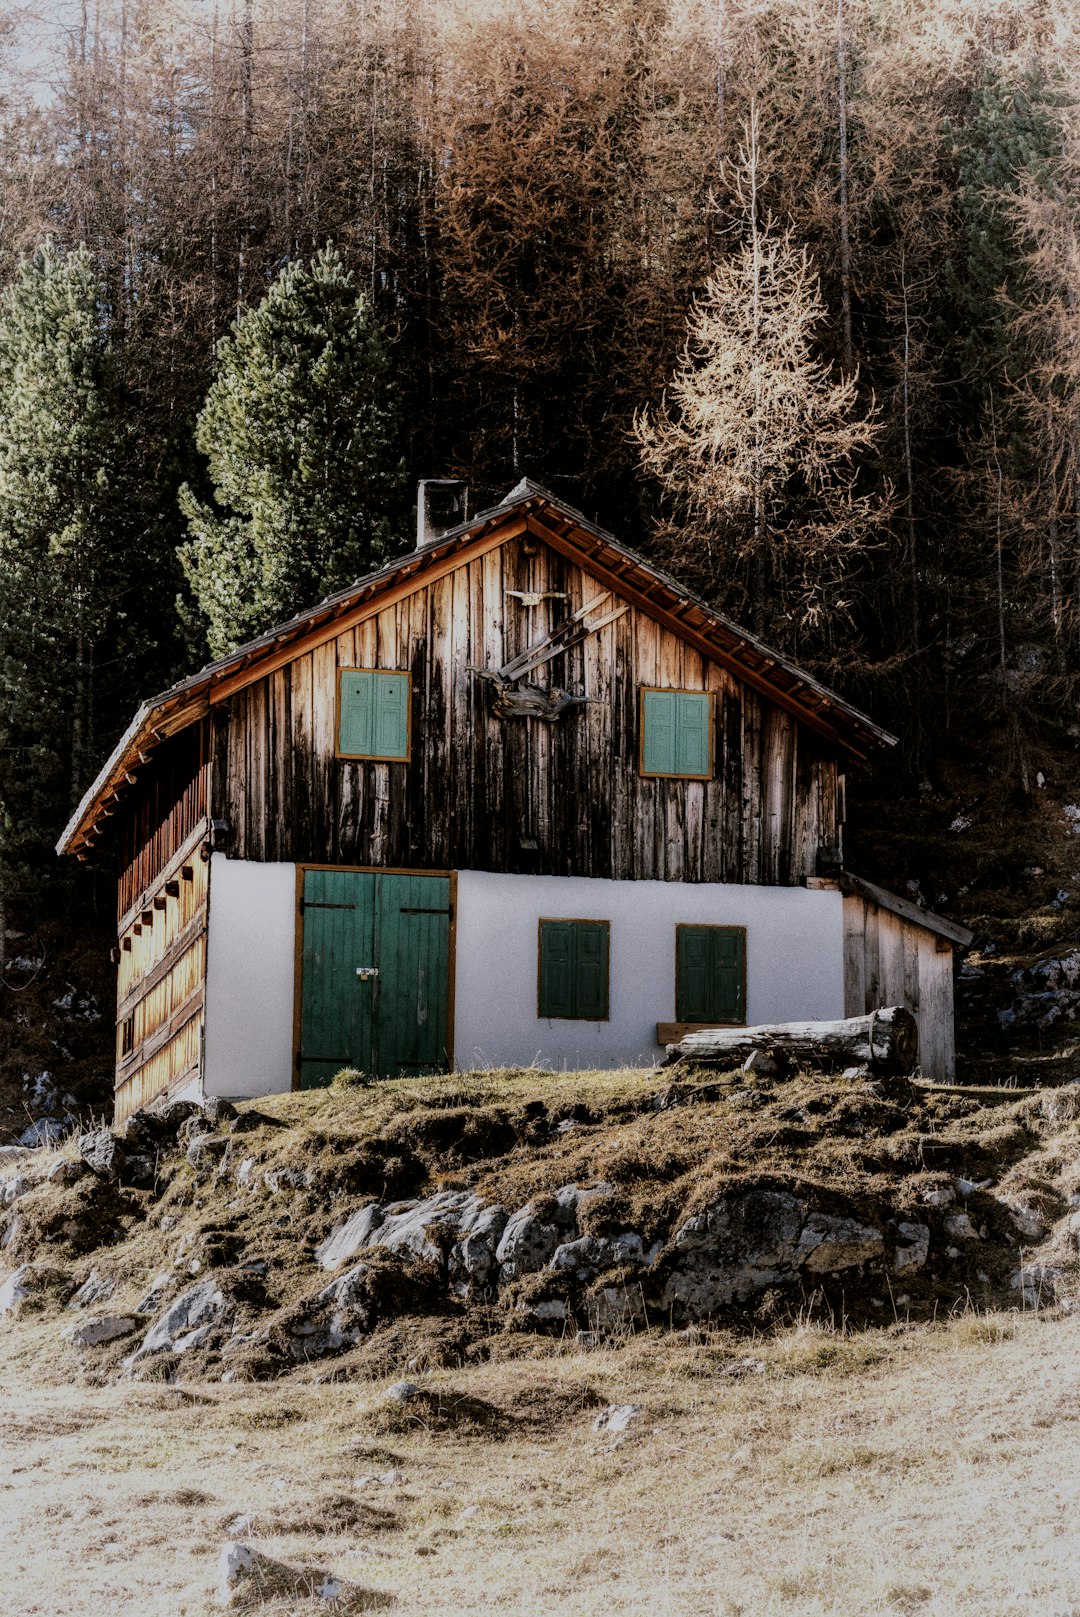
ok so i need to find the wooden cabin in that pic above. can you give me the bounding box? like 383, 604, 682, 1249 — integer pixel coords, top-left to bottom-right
58, 479, 972, 1123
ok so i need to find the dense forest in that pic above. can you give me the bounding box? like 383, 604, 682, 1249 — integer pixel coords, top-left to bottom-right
1, 0, 1079, 918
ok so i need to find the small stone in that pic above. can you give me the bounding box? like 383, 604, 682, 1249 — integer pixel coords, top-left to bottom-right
996, 1198, 1046, 1241
1010, 1265, 1064, 1307
1, 1175, 31, 1207
216, 1542, 258, 1606
62, 1314, 138, 1349
944, 1212, 980, 1242
955, 1177, 993, 1197
235, 1157, 256, 1187
893, 1221, 930, 1274
593, 1403, 641, 1434
47, 1158, 86, 1186
920, 1185, 955, 1209
186, 1134, 228, 1171
0, 1265, 33, 1315
202, 1097, 238, 1124
742, 1050, 780, 1078
18, 1118, 65, 1149
385, 1379, 421, 1403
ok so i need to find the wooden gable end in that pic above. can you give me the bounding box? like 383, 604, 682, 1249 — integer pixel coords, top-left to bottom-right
209, 527, 843, 886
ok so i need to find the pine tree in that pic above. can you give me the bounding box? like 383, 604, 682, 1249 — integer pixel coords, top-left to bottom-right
179, 244, 406, 658
0, 241, 138, 897
633, 109, 884, 655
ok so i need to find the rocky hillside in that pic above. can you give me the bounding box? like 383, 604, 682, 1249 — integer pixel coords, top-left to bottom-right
1, 1064, 1078, 1386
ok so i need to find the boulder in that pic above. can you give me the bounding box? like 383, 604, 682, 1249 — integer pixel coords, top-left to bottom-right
76, 1128, 125, 1179
797, 1213, 884, 1274
662, 1188, 805, 1315
63, 1314, 138, 1349
215, 1539, 358, 1604
316, 1191, 509, 1288
135, 1278, 231, 1358
68, 1269, 117, 1309
549, 1232, 647, 1282
495, 1184, 610, 1281
1, 1175, 32, 1208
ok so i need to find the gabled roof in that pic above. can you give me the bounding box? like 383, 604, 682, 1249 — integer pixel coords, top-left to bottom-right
58, 478, 896, 858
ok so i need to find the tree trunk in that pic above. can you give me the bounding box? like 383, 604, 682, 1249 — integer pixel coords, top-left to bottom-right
667, 1005, 919, 1075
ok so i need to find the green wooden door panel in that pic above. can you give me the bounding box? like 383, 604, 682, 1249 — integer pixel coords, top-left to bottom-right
375, 873, 451, 1075
299, 869, 450, 1087
676, 925, 745, 1024
299, 868, 375, 1089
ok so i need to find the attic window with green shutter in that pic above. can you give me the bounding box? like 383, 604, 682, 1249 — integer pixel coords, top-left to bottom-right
675, 925, 746, 1025
538, 918, 610, 1021
337, 670, 411, 760
639, 688, 714, 778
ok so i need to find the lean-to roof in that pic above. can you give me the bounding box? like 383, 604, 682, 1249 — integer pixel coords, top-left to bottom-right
58, 479, 896, 858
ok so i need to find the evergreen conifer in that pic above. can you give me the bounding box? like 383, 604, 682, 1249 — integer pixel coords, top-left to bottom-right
179, 245, 406, 658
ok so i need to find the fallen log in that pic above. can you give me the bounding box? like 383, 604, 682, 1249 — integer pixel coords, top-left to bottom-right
666, 1006, 919, 1076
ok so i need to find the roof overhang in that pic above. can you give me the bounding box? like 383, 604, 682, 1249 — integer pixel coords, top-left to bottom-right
840, 871, 974, 948
58, 479, 897, 859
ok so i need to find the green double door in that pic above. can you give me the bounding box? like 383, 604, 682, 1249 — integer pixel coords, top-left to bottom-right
298, 869, 452, 1088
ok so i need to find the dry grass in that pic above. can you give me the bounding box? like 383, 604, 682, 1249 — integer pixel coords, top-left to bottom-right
4, 1308, 1080, 1616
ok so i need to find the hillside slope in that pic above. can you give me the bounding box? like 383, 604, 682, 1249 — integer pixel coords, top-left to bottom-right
2, 1066, 1078, 1390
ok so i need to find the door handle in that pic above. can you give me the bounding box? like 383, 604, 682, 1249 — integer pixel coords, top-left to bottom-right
356, 967, 379, 980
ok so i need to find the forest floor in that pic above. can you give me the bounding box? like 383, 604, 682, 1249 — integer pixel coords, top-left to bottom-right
3, 1306, 1080, 1616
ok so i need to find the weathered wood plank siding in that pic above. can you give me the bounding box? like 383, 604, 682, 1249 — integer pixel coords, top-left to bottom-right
117, 723, 210, 922
113, 831, 209, 1122
210, 537, 841, 885
842, 892, 956, 1081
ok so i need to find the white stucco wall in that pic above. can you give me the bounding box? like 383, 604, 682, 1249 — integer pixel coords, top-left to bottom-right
203, 854, 297, 1098
453, 870, 845, 1071
201, 858, 845, 1093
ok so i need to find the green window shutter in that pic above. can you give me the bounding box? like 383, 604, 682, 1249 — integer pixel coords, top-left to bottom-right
338, 671, 410, 759
641, 689, 712, 777
374, 673, 410, 759
574, 922, 610, 1020
642, 690, 677, 774
539, 920, 610, 1020
675, 692, 711, 776
539, 921, 576, 1018
339, 672, 374, 756
676, 926, 745, 1023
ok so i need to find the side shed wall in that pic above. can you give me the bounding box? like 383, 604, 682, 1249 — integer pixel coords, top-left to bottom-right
842, 893, 956, 1081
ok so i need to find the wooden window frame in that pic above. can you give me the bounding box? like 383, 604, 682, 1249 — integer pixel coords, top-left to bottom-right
638, 687, 716, 780
674, 923, 747, 1027
536, 917, 611, 1022
336, 669, 412, 762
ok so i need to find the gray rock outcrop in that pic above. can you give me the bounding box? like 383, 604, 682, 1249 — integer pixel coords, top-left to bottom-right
134, 1277, 231, 1357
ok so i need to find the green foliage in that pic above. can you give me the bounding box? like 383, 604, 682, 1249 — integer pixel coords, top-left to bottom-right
179, 246, 406, 658
0, 242, 139, 895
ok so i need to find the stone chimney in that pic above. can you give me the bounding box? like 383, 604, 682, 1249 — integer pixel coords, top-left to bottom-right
416, 479, 468, 550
